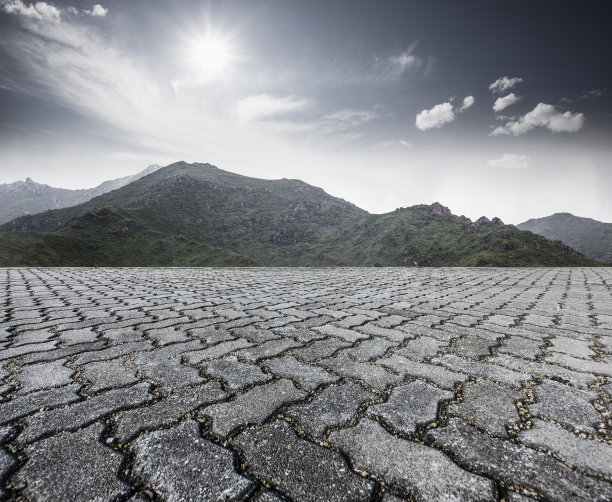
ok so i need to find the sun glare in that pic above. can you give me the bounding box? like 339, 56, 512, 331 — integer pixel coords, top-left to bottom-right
188, 32, 235, 81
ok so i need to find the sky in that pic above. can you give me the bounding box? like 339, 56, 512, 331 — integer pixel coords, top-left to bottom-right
0, 0, 610, 224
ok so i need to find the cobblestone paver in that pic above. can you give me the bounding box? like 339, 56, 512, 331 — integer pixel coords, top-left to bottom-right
0, 267, 611, 501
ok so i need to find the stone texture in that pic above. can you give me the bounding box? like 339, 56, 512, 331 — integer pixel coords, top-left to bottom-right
79, 357, 138, 393
285, 382, 378, 437
15, 359, 74, 395
202, 355, 271, 391
263, 355, 338, 391
320, 353, 402, 391
131, 420, 252, 501
433, 354, 530, 387
10, 422, 129, 502
448, 379, 523, 437
292, 338, 351, 362
366, 380, 453, 434
233, 419, 373, 502
431, 418, 612, 502
201, 379, 307, 437
377, 354, 468, 389
329, 419, 496, 501
396, 336, 446, 361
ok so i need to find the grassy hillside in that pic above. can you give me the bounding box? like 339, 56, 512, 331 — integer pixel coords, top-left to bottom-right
0, 162, 604, 267
518, 213, 612, 263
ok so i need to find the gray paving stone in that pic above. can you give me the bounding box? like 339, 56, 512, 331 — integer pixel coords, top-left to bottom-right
131, 420, 252, 501
113, 382, 227, 442
448, 379, 523, 437
187, 327, 235, 345
1, 426, 16, 498
546, 352, 612, 377
140, 358, 205, 393
530, 380, 601, 434
201, 379, 307, 437
0, 384, 82, 425
450, 335, 494, 359
58, 328, 100, 346
519, 419, 612, 478
202, 355, 271, 391
79, 358, 139, 393
366, 380, 453, 434
396, 336, 446, 361
342, 337, 394, 361
18, 340, 108, 364
146, 327, 191, 346
263, 356, 338, 391
236, 338, 301, 362
285, 382, 378, 437
74, 340, 153, 365
377, 354, 468, 389
10, 329, 56, 346
329, 419, 495, 501
320, 353, 402, 391
433, 354, 530, 387
16, 382, 153, 445
10, 422, 129, 502
431, 418, 612, 502
233, 419, 373, 502
355, 323, 412, 343
313, 324, 368, 343
549, 336, 597, 360
132, 340, 203, 364
101, 327, 146, 344
273, 326, 325, 343
184, 338, 252, 364
497, 335, 544, 360
232, 326, 280, 343
0, 341, 57, 361
15, 359, 75, 395
291, 338, 351, 362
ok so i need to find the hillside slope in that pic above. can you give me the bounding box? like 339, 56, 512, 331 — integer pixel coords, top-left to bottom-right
0, 162, 603, 267
0, 164, 161, 224
518, 213, 612, 263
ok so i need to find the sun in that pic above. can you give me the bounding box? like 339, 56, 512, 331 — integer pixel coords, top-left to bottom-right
187, 32, 235, 81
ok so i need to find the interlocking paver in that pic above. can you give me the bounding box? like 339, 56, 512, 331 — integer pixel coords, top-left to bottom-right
329, 419, 496, 501
285, 382, 377, 437
233, 419, 373, 502
366, 380, 453, 434
1, 267, 611, 501
131, 420, 253, 501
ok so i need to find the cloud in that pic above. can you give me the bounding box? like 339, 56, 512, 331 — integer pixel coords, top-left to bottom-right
493, 93, 520, 112
458, 95, 475, 112
84, 5, 108, 17
580, 88, 607, 99
490, 103, 585, 136
487, 154, 530, 169
415, 102, 454, 130
234, 94, 309, 122
1, 0, 60, 22
489, 76, 522, 93
322, 109, 378, 129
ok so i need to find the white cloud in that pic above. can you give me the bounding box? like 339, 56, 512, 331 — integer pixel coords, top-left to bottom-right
487, 153, 530, 169
580, 88, 607, 99
1, 0, 60, 22
493, 93, 520, 112
234, 94, 309, 122
489, 76, 522, 93
84, 4, 107, 17
491, 103, 585, 136
458, 95, 475, 112
415, 102, 455, 131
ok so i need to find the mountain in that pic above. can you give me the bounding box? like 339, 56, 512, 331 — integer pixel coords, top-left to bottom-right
0, 161, 603, 267
518, 213, 612, 263
0, 164, 162, 224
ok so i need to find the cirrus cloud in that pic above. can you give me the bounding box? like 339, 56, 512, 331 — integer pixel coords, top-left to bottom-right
490, 103, 585, 136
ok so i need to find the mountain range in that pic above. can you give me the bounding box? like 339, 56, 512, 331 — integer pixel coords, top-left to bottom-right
0, 161, 605, 267
0, 164, 161, 225
518, 213, 612, 263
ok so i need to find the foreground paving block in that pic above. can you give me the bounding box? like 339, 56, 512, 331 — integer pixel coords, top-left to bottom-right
131, 420, 253, 501
79, 357, 139, 393
329, 419, 495, 501
530, 380, 601, 434
263, 356, 338, 391
291, 338, 351, 362
366, 380, 454, 434
0, 384, 82, 425
447, 379, 523, 437
313, 325, 368, 343
202, 355, 271, 391
233, 419, 373, 502
320, 353, 402, 391
0, 341, 57, 361
140, 359, 205, 393
16, 383, 153, 445
342, 337, 394, 361
396, 336, 446, 361
236, 338, 302, 362
285, 382, 378, 437
10, 422, 129, 502
113, 382, 228, 443
519, 419, 612, 479
15, 359, 75, 395
432, 354, 530, 387
497, 335, 544, 360
431, 418, 612, 502
201, 379, 307, 437
377, 354, 468, 390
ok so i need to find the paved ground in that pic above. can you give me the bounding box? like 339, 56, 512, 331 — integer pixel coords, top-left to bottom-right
0, 268, 611, 501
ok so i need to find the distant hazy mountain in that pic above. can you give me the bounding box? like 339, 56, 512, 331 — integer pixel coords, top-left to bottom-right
0, 164, 161, 224
0, 161, 603, 267
518, 213, 612, 263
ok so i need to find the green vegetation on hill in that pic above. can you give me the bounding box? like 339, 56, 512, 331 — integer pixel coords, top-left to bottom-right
518, 213, 612, 263
0, 162, 604, 267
